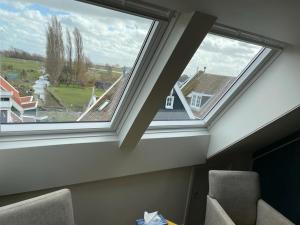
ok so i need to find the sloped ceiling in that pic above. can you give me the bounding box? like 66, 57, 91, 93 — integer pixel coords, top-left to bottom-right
144, 0, 300, 45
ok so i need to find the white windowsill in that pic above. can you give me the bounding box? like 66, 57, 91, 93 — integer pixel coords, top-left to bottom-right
0, 126, 208, 150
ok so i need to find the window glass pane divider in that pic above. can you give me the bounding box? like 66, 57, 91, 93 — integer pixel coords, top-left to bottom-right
110, 20, 169, 131
116, 11, 216, 150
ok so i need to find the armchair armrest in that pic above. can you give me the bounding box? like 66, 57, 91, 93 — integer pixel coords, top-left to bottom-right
204, 196, 235, 225
256, 199, 295, 225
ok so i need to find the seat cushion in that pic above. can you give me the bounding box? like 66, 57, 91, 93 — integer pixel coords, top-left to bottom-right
209, 170, 260, 225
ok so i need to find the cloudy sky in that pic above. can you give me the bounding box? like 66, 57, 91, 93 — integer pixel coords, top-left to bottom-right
0, 0, 152, 67
0, 0, 262, 75
183, 33, 263, 77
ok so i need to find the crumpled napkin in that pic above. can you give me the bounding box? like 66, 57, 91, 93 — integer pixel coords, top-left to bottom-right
144, 211, 161, 224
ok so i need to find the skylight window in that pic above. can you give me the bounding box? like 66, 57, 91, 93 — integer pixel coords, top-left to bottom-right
0, 0, 153, 124
154, 33, 266, 121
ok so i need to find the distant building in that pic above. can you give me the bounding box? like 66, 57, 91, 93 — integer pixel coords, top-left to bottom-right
155, 71, 235, 120
153, 84, 195, 120
78, 67, 132, 121
77, 76, 126, 122
95, 81, 112, 90
0, 75, 38, 123
77, 71, 235, 122
181, 71, 235, 119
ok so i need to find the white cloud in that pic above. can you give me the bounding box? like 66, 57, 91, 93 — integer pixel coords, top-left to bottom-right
0, 0, 152, 66
183, 34, 262, 77
0, 0, 262, 75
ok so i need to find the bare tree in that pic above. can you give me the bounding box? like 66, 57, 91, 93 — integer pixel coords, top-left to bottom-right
46, 16, 64, 85
73, 27, 87, 86
65, 28, 73, 85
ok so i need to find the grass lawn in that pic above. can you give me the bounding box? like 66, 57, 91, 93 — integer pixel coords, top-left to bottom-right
0, 56, 42, 70
0, 56, 43, 81
47, 85, 105, 110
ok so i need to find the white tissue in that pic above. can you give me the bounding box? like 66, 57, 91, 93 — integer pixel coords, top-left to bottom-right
144, 211, 161, 224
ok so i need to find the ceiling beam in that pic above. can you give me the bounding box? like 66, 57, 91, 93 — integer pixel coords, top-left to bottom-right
118, 11, 216, 150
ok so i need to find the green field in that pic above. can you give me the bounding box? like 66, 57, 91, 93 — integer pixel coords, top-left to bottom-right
1, 56, 117, 114
48, 85, 105, 110
0, 56, 43, 81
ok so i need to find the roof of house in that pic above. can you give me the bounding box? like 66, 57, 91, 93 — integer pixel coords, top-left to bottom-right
153, 83, 194, 121
0, 75, 22, 104
20, 96, 33, 103
181, 71, 235, 119
0, 75, 38, 111
154, 84, 195, 121
77, 76, 128, 122
181, 71, 234, 96
78, 70, 236, 122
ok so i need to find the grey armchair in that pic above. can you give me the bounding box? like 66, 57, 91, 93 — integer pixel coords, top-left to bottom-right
204, 170, 294, 225
0, 189, 75, 225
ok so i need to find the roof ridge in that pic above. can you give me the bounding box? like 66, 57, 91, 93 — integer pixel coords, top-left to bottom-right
0, 75, 20, 95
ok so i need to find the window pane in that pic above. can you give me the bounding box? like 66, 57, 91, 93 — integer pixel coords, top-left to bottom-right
0, 0, 152, 123
154, 33, 264, 121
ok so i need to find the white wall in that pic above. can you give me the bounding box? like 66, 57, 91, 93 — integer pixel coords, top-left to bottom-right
208, 45, 300, 157
0, 167, 192, 225
0, 129, 209, 195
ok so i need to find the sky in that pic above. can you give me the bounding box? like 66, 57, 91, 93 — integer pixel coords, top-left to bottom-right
182, 33, 263, 77
0, 0, 262, 75
0, 0, 152, 67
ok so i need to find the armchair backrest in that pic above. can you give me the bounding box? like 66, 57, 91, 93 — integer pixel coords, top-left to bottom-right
208, 170, 260, 225
0, 189, 75, 225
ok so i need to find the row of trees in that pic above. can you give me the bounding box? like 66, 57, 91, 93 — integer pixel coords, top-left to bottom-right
1, 48, 44, 61
45, 16, 91, 86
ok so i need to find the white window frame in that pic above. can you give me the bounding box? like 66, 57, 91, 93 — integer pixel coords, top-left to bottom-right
0, 2, 285, 146
0, 0, 171, 136
165, 96, 174, 109
148, 24, 284, 130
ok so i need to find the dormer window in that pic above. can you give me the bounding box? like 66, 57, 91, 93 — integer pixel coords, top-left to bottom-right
190, 92, 211, 111
165, 96, 174, 109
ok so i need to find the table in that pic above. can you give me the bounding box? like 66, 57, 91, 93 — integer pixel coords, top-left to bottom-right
167, 220, 177, 225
